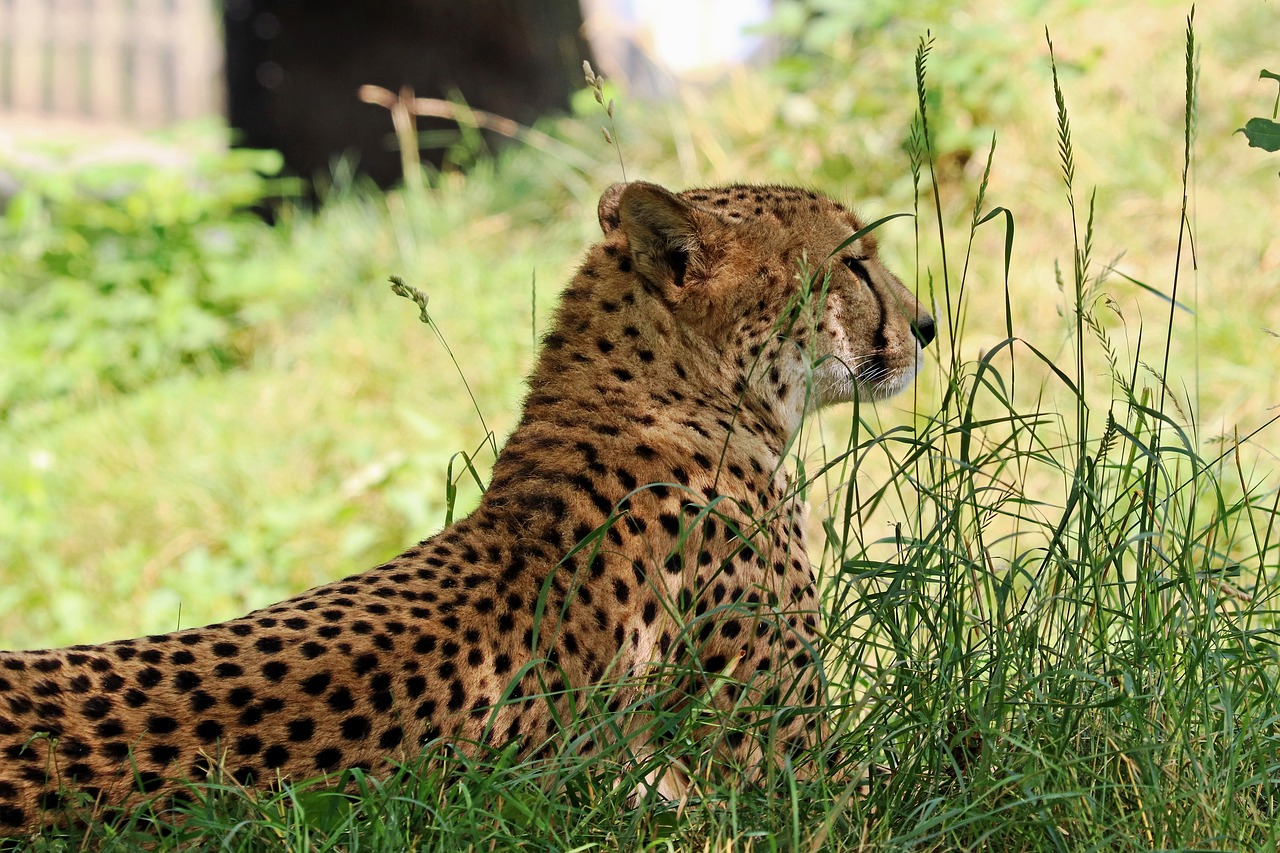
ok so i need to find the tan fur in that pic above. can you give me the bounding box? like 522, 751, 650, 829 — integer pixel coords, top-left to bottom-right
0, 182, 933, 833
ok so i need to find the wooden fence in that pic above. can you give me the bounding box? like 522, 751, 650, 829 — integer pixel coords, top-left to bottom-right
0, 0, 220, 127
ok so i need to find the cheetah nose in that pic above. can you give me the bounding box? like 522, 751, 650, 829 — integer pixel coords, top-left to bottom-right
912, 315, 936, 348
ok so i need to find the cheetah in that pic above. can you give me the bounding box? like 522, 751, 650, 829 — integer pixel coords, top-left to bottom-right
0, 181, 934, 833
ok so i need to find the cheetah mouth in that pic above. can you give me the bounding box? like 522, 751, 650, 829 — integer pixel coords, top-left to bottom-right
815, 344, 923, 404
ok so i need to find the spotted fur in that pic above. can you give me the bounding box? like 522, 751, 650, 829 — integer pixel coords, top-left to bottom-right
0, 182, 934, 833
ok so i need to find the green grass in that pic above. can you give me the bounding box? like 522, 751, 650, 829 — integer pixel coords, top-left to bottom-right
3, 0, 1280, 848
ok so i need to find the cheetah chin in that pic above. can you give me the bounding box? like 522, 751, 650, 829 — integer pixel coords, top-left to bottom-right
0, 181, 933, 834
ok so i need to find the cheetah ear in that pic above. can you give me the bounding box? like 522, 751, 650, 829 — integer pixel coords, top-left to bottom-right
597, 183, 627, 234
612, 182, 701, 292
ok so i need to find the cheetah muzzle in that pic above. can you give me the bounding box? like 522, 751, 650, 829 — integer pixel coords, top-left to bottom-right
0, 181, 934, 833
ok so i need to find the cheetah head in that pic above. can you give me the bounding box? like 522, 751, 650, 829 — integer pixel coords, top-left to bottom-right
596, 181, 934, 420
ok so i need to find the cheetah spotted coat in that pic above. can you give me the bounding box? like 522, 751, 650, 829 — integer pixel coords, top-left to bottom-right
0, 182, 934, 833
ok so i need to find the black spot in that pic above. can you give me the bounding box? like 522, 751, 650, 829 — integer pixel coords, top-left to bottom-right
95, 720, 124, 738
613, 578, 630, 604
378, 726, 404, 750
147, 715, 179, 735
34, 701, 63, 720
677, 589, 695, 612
262, 744, 289, 768
341, 716, 372, 741
301, 673, 331, 695
301, 642, 327, 659
81, 696, 112, 719
315, 747, 343, 771
214, 663, 243, 679
255, 637, 283, 654
212, 643, 239, 658
58, 738, 92, 760
288, 718, 315, 742
149, 743, 181, 765
103, 737, 130, 758
262, 661, 289, 682
136, 667, 163, 688
371, 690, 394, 713
195, 719, 223, 743
189, 690, 217, 713
328, 687, 356, 713
447, 681, 466, 712
224, 731, 263, 759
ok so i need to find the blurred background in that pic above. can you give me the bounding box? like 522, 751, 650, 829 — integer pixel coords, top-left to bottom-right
0, 0, 771, 187
0, 0, 1275, 649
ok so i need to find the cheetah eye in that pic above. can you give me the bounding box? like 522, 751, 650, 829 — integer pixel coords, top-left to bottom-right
841, 256, 871, 283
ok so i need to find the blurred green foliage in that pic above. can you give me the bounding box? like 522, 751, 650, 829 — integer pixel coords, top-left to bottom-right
760, 0, 1043, 183
0, 136, 289, 420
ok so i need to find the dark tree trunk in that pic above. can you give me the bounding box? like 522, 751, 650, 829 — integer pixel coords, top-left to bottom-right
223, 0, 593, 190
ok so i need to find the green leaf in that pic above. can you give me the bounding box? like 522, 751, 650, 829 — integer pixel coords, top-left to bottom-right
1261, 69, 1280, 83
1238, 117, 1280, 152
